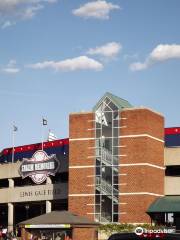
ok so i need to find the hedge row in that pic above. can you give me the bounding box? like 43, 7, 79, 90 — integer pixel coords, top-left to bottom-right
98, 223, 165, 234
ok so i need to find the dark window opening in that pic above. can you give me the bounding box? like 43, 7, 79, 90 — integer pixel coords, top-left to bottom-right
52, 199, 68, 211
0, 179, 9, 188
165, 166, 180, 176
51, 172, 68, 184
14, 177, 39, 186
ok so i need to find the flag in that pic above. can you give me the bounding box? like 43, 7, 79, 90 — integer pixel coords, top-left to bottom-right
48, 131, 57, 141
43, 118, 47, 126
13, 125, 18, 132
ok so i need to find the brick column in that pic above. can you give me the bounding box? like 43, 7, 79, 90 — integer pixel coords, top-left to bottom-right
118, 108, 164, 223
72, 227, 98, 240
68, 112, 95, 220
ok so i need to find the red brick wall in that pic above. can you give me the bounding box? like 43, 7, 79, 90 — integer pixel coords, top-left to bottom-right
69, 196, 94, 218
119, 195, 157, 223
68, 107, 164, 224
120, 108, 164, 139
69, 168, 94, 194
69, 112, 95, 139
118, 108, 164, 223
119, 166, 164, 194
72, 227, 98, 240
119, 137, 164, 166
69, 113, 95, 220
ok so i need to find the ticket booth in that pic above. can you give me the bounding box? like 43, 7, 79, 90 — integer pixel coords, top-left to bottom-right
18, 211, 99, 240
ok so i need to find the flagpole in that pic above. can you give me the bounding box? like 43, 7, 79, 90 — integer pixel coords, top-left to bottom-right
12, 126, 15, 163
42, 118, 47, 150
42, 118, 44, 151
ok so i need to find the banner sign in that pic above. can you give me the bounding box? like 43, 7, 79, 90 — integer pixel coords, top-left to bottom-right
25, 224, 71, 229
19, 150, 60, 184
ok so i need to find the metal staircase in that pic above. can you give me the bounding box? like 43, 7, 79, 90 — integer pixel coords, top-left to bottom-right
96, 177, 118, 203
96, 147, 118, 168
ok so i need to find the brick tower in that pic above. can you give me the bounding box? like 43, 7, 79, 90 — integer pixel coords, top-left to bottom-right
68, 92, 164, 223
68, 112, 95, 220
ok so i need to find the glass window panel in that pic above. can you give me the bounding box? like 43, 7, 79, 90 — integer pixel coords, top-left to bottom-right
113, 129, 119, 137
113, 119, 118, 127
102, 126, 112, 138
105, 97, 111, 105
96, 165, 100, 175
96, 139, 101, 147
96, 129, 101, 138
113, 213, 118, 222
113, 146, 119, 155
113, 175, 118, 185
109, 101, 118, 111
113, 138, 118, 146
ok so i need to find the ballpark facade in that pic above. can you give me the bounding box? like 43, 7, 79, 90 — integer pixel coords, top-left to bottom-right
0, 92, 168, 231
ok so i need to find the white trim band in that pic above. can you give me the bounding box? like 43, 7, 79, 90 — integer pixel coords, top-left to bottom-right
87, 203, 100, 206
120, 163, 165, 170
69, 163, 164, 169
87, 174, 127, 177
69, 165, 94, 169
87, 154, 126, 159
119, 134, 164, 143
69, 194, 95, 197
69, 135, 164, 142
119, 192, 164, 196
88, 145, 126, 149
69, 192, 164, 197
87, 212, 127, 215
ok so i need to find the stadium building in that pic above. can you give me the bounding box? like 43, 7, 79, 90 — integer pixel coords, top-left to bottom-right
0, 139, 69, 230
147, 127, 180, 230
0, 92, 168, 233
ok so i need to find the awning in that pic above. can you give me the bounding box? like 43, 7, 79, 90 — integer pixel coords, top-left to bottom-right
18, 211, 99, 228
147, 196, 180, 213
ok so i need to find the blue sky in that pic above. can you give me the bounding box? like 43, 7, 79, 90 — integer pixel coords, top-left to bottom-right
0, 0, 180, 149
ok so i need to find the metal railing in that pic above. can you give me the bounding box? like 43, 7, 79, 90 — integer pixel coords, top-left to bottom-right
95, 212, 111, 223
96, 177, 118, 202
96, 147, 118, 166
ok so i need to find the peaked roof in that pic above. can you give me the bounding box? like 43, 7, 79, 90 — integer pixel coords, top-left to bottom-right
18, 211, 99, 227
93, 92, 133, 111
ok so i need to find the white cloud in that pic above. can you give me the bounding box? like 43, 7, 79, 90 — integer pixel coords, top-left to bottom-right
1, 20, 15, 29
21, 4, 44, 19
2, 60, 20, 74
3, 68, 20, 73
72, 1, 120, 20
27, 56, 103, 71
130, 62, 147, 71
0, 0, 57, 28
130, 44, 180, 71
150, 44, 180, 61
87, 42, 122, 58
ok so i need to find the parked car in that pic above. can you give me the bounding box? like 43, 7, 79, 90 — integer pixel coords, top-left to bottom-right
107, 233, 180, 240
107, 233, 142, 240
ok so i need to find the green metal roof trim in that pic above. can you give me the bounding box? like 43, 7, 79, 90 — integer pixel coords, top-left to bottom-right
147, 196, 180, 213
93, 92, 133, 111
